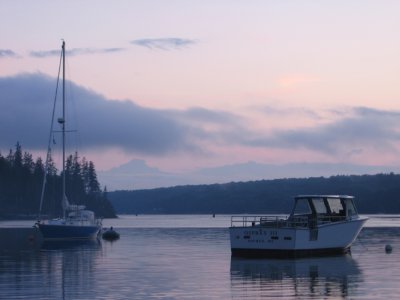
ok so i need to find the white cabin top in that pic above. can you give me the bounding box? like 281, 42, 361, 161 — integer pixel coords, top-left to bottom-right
290, 195, 359, 219
68, 210, 95, 220
295, 195, 353, 200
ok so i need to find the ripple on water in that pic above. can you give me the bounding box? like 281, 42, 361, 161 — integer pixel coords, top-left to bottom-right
1, 218, 400, 299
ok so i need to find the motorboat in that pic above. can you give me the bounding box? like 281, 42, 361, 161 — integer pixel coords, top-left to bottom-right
230, 195, 367, 257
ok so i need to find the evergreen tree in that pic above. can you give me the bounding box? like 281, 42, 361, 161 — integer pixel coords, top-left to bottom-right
81, 157, 90, 194
22, 152, 34, 174
6, 149, 13, 164
13, 142, 23, 169
88, 161, 100, 194
46, 150, 57, 176
0, 143, 116, 218
34, 157, 44, 177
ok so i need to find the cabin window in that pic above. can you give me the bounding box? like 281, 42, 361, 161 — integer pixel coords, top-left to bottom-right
293, 198, 311, 215
346, 200, 357, 216
327, 198, 344, 214
312, 198, 327, 214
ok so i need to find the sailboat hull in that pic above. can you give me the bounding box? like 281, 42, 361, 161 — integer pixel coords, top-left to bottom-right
38, 223, 100, 240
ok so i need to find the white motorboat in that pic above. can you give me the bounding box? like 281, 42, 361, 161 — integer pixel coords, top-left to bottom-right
230, 195, 367, 257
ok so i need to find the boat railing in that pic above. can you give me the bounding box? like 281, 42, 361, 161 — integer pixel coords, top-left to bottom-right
231, 214, 348, 228
230, 215, 289, 228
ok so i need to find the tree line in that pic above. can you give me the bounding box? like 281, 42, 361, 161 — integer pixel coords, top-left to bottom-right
0, 143, 116, 219
109, 173, 400, 214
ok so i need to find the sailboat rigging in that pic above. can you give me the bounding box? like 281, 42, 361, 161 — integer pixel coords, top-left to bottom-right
36, 41, 102, 240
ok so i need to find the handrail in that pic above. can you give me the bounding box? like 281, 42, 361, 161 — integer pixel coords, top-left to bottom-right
230, 215, 288, 227
231, 214, 348, 228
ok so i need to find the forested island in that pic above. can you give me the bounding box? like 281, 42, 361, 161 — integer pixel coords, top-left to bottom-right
0, 143, 116, 219
109, 173, 400, 214
3, 142, 400, 217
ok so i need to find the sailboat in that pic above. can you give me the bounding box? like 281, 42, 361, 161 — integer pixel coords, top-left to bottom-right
36, 41, 102, 240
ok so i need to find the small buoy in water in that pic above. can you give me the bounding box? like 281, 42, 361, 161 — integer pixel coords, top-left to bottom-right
102, 227, 120, 241
385, 244, 392, 253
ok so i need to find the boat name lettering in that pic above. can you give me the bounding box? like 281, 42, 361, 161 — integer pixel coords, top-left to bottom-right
247, 239, 265, 243
244, 230, 269, 236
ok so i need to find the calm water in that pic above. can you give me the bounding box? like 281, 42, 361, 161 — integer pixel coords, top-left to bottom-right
1, 215, 400, 299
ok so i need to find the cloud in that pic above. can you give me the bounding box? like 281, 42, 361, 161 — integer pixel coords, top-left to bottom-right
0, 73, 199, 155
243, 106, 400, 154
131, 38, 196, 50
0, 49, 18, 58
2, 73, 400, 161
30, 47, 125, 58
174, 107, 241, 125
170, 107, 246, 146
8, 37, 195, 60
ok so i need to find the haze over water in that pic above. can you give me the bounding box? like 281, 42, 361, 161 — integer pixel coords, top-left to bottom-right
1, 215, 400, 299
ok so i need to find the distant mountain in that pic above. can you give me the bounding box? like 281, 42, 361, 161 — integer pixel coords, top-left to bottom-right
192, 161, 400, 184
98, 159, 183, 190
107, 159, 160, 174
98, 159, 400, 191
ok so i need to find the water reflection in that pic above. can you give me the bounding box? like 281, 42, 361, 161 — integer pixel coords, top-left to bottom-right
41, 239, 101, 250
230, 254, 362, 298
0, 235, 102, 300
40, 239, 102, 300
0, 227, 42, 254
2, 223, 400, 299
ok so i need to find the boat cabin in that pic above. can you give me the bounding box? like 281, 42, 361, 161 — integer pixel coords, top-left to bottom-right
289, 195, 359, 226
67, 210, 96, 221
230, 195, 362, 229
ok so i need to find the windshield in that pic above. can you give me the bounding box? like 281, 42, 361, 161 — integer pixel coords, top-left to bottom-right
327, 198, 344, 214
293, 198, 311, 215
312, 198, 327, 214
346, 199, 357, 216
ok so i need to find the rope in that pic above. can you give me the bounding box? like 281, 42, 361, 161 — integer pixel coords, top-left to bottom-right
38, 46, 63, 220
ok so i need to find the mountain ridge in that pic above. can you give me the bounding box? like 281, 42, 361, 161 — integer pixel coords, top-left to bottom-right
99, 159, 400, 190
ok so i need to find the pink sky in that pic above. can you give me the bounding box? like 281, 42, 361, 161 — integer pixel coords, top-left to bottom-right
1, 0, 400, 179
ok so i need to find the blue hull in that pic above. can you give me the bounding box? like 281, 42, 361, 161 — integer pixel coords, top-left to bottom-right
38, 223, 100, 240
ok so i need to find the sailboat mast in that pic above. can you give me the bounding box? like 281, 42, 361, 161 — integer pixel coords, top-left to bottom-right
61, 40, 66, 218
38, 41, 63, 220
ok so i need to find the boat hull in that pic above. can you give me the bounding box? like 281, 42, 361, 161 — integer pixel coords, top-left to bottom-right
230, 217, 367, 258
102, 229, 120, 241
38, 223, 100, 240
231, 247, 350, 258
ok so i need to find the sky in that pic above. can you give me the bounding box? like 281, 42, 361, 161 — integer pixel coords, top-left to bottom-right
1, 0, 400, 187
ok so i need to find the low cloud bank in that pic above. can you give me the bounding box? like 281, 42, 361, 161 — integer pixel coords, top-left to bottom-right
1, 73, 399, 161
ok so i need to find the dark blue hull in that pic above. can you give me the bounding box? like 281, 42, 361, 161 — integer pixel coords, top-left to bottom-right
38, 223, 100, 240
